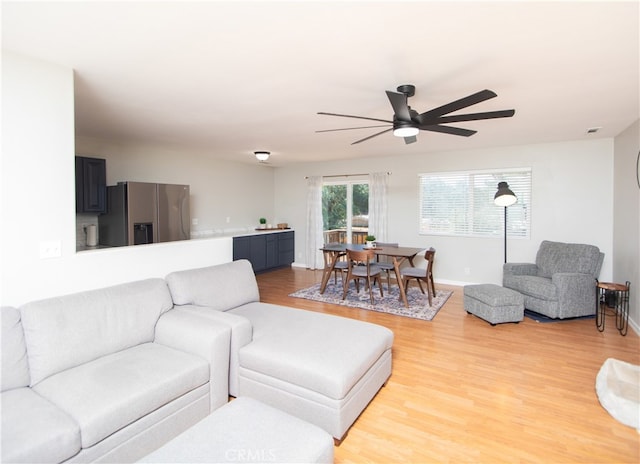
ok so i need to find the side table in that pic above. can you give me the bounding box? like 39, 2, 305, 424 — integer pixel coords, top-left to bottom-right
596, 281, 630, 336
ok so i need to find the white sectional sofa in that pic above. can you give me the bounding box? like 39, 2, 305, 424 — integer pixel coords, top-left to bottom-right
1, 259, 394, 462
1, 279, 231, 463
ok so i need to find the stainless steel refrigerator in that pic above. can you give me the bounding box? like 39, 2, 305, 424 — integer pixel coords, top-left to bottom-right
99, 182, 190, 246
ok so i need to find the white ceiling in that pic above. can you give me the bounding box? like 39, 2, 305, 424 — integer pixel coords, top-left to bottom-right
2, 1, 639, 166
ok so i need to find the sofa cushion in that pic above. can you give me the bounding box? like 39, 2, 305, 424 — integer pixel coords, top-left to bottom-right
536, 240, 601, 278
166, 260, 260, 311
1, 387, 81, 463
1, 306, 30, 391
506, 275, 558, 301
33, 342, 209, 448
230, 302, 394, 400
20, 278, 173, 386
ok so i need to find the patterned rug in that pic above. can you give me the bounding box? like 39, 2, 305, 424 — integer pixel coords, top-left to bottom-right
289, 280, 452, 321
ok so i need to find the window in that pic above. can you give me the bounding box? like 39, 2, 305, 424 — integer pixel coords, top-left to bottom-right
418, 168, 531, 238
322, 180, 369, 244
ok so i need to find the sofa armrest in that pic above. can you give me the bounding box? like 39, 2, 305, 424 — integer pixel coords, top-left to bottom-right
155, 309, 231, 411
178, 305, 253, 397
552, 273, 598, 311
503, 262, 538, 276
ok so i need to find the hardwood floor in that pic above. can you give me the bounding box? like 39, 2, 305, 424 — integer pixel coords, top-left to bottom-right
256, 267, 640, 463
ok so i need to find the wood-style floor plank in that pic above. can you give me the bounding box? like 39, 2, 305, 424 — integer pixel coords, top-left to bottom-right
256, 267, 640, 463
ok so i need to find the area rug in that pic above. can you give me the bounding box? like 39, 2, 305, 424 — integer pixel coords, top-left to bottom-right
524, 309, 595, 323
289, 281, 452, 321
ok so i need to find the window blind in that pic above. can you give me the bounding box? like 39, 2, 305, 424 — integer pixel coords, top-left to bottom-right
418, 168, 531, 238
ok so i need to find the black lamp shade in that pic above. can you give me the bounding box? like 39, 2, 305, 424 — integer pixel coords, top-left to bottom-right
494, 181, 517, 206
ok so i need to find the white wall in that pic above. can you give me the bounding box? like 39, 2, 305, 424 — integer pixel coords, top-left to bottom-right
0, 52, 270, 306
275, 138, 614, 286
613, 120, 640, 330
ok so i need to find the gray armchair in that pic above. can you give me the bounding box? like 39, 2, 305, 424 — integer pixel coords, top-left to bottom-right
503, 240, 604, 319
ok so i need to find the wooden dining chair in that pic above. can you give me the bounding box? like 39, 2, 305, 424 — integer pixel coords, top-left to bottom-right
374, 242, 399, 291
342, 248, 384, 305
400, 247, 436, 305
322, 244, 348, 286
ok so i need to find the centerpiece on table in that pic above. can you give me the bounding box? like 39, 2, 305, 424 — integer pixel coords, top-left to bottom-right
365, 235, 376, 248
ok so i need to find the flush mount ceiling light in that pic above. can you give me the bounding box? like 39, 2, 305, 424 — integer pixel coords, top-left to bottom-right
254, 151, 270, 162
392, 121, 419, 138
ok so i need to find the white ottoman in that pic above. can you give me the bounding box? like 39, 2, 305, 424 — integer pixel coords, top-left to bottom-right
139, 397, 334, 463
464, 284, 524, 325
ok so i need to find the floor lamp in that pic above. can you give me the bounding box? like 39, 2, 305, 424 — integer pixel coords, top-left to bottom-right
494, 182, 517, 263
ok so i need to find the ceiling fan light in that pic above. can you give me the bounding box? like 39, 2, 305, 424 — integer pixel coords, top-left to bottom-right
393, 126, 419, 138
254, 151, 270, 161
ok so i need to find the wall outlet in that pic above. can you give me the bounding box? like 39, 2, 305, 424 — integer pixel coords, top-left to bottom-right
226, 216, 231, 223
192, 218, 198, 226
40, 240, 62, 259
464, 267, 471, 275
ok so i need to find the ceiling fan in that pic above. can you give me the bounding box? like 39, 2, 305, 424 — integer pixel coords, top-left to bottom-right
317, 85, 515, 145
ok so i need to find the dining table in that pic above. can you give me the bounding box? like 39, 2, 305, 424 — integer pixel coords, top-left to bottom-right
319, 243, 426, 308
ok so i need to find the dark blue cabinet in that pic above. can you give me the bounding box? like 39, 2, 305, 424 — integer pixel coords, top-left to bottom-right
233, 231, 294, 273
75, 156, 106, 213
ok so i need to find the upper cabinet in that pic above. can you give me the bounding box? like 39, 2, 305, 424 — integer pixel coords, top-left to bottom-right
75, 156, 106, 213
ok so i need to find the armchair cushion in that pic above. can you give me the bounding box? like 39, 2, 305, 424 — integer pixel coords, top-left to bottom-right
536, 240, 602, 278
512, 275, 558, 301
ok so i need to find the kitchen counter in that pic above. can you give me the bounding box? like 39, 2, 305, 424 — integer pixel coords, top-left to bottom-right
191, 228, 293, 240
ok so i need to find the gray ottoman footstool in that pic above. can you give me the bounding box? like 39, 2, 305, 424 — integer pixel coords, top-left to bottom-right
139, 397, 334, 463
464, 284, 524, 325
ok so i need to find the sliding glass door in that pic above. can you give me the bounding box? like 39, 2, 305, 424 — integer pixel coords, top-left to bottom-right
322, 180, 369, 244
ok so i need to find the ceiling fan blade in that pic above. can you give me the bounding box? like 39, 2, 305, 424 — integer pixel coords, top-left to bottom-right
417, 89, 497, 124
432, 109, 515, 124
421, 125, 477, 137
351, 128, 394, 145
315, 124, 390, 133
385, 90, 411, 121
318, 112, 393, 124
404, 135, 417, 144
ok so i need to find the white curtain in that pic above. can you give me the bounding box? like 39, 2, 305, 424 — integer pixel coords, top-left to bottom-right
368, 172, 388, 241
305, 176, 324, 270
